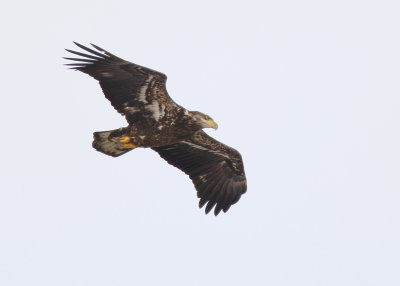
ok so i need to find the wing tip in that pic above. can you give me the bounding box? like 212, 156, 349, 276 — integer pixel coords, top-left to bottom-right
73, 41, 85, 49
90, 43, 103, 51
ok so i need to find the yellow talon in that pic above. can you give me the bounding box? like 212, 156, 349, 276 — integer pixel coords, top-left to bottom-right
118, 136, 136, 149
118, 136, 131, 144
121, 143, 136, 149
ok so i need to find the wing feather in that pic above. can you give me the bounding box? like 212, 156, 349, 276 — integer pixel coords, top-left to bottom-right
152, 131, 247, 215
64, 42, 179, 123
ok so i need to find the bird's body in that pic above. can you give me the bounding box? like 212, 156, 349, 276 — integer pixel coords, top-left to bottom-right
65, 42, 246, 215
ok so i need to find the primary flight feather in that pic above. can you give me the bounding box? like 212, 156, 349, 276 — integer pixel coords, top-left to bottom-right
64, 42, 247, 215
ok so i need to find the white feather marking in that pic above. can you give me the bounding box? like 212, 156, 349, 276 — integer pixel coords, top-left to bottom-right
158, 125, 164, 130
182, 141, 210, 151
101, 72, 113, 77
146, 100, 165, 121
181, 141, 230, 159
139, 136, 146, 140
137, 75, 153, 103
124, 105, 140, 113
198, 175, 207, 183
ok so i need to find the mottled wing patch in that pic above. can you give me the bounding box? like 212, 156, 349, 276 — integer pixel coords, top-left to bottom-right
152, 131, 247, 215
64, 42, 178, 124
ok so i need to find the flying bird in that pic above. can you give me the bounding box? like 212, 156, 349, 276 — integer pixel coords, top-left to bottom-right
64, 42, 247, 215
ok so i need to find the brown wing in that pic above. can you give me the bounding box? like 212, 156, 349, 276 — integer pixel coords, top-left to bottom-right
152, 131, 247, 215
64, 42, 179, 123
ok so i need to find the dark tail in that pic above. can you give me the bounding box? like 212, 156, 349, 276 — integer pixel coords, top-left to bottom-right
92, 129, 133, 157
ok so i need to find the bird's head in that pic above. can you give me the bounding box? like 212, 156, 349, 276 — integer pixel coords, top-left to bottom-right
190, 111, 218, 130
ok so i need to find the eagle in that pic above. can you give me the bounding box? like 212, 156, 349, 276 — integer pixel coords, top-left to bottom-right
64, 42, 247, 215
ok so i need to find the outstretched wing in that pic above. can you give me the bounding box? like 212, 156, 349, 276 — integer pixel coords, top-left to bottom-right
64, 42, 179, 123
152, 131, 247, 215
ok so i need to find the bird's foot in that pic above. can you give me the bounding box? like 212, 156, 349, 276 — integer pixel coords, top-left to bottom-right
117, 136, 137, 149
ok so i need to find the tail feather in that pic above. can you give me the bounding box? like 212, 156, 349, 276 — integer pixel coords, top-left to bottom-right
92, 129, 132, 157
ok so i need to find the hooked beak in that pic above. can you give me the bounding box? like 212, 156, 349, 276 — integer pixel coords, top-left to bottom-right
205, 119, 218, 130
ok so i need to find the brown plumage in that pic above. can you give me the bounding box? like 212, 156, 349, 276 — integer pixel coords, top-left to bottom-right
64, 42, 247, 215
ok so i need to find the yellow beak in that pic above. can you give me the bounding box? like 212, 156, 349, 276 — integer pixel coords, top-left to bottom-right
205, 119, 218, 130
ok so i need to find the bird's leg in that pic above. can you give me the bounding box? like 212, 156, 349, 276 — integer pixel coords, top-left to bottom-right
117, 136, 137, 149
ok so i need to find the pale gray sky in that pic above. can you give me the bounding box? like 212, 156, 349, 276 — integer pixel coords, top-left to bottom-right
1, 0, 399, 285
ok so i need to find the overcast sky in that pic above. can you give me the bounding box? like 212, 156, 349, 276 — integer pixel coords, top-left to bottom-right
1, 0, 399, 285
